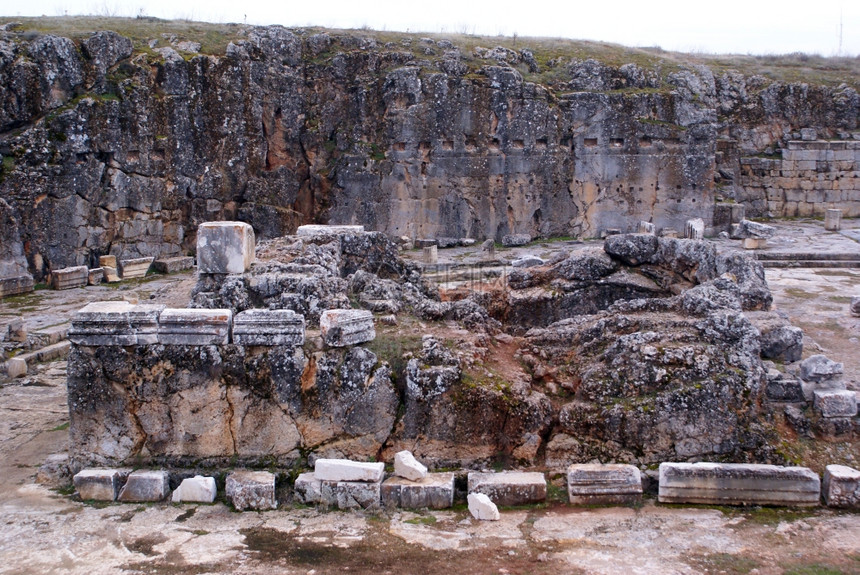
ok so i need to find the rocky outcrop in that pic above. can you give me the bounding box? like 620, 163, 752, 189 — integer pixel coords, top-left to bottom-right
1, 24, 855, 280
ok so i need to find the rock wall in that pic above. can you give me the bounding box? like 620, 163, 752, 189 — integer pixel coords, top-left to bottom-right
0, 24, 857, 281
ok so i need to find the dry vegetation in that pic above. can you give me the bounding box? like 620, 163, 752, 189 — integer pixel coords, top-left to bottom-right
1, 16, 858, 88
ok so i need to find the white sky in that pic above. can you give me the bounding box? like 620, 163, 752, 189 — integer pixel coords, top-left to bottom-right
2, 0, 859, 56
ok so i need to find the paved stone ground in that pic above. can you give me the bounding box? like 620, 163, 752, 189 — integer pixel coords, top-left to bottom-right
1, 223, 859, 574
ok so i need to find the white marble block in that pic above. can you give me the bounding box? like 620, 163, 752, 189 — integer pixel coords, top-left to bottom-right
172, 475, 217, 503
197, 221, 255, 274
394, 450, 427, 481
232, 309, 305, 346
158, 308, 232, 345
319, 309, 375, 347
468, 471, 547, 506
314, 458, 385, 483
468, 492, 500, 521
567, 463, 643, 505
118, 470, 170, 502
73, 468, 131, 501
226, 470, 277, 511
823, 465, 860, 509
684, 218, 704, 240
296, 224, 365, 236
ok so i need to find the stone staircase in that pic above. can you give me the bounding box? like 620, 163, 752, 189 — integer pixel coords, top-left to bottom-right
755, 252, 860, 269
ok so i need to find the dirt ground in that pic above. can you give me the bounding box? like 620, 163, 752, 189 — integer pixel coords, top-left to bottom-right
1, 225, 860, 575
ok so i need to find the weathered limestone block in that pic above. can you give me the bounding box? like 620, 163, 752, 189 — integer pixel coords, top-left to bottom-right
660, 228, 679, 238
603, 233, 658, 266
638, 221, 656, 234
825, 208, 842, 231
226, 470, 277, 510
153, 256, 195, 274
99, 255, 117, 268
232, 309, 305, 346
4, 357, 27, 378
511, 255, 546, 268
158, 308, 232, 345
73, 468, 131, 501
35, 453, 71, 486
293, 472, 323, 504
823, 465, 860, 509
422, 245, 438, 264
502, 234, 531, 247
684, 218, 705, 240
319, 309, 375, 347
468, 471, 547, 506
766, 374, 805, 402
468, 493, 500, 520
314, 459, 385, 482
567, 464, 643, 505
0, 275, 35, 297
120, 256, 154, 279
51, 265, 88, 290
658, 462, 820, 506
800, 354, 843, 383
320, 479, 382, 510
734, 219, 776, 239
381, 473, 455, 509
118, 470, 170, 502
171, 475, 217, 503
102, 266, 121, 283
69, 301, 136, 345
743, 237, 767, 250
87, 267, 103, 286
814, 390, 858, 418
394, 450, 427, 481
747, 311, 803, 363
7, 318, 26, 342
128, 304, 164, 345
197, 222, 255, 274
296, 224, 365, 236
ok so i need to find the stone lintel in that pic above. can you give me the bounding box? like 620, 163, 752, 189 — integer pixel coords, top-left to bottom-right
467, 471, 547, 506
658, 462, 820, 506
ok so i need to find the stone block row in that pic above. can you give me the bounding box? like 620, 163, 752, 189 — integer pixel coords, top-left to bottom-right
70, 461, 860, 513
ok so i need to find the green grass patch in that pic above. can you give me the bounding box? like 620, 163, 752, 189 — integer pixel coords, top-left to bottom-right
49, 422, 70, 432
404, 515, 437, 526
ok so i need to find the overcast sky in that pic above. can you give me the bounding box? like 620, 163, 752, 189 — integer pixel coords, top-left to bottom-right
3, 0, 859, 56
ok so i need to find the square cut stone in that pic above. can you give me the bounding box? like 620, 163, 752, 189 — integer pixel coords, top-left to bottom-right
51, 265, 88, 290
87, 268, 103, 286
172, 475, 217, 503
153, 256, 195, 274
320, 479, 381, 510
467, 471, 547, 506
73, 468, 131, 501
158, 308, 232, 345
197, 221, 255, 274
567, 464, 643, 505
296, 224, 365, 237
658, 462, 820, 506
0, 275, 35, 297
99, 255, 117, 268
232, 309, 305, 346
226, 470, 277, 511
294, 472, 323, 504
314, 458, 384, 482
319, 309, 375, 347
814, 390, 858, 418
128, 304, 165, 345
823, 465, 860, 509
118, 470, 170, 502
743, 237, 767, 250
69, 301, 136, 346
381, 473, 455, 509
102, 266, 121, 283
120, 257, 154, 279
4, 357, 27, 378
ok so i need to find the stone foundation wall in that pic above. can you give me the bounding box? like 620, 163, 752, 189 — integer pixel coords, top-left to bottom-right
739, 141, 860, 217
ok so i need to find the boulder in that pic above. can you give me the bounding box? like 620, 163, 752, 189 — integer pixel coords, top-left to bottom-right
800, 355, 843, 383
604, 233, 659, 266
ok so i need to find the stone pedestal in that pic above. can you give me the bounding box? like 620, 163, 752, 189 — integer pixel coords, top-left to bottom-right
381, 473, 454, 509
226, 470, 277, 511
73, 468, 131, 501
825, 209, 842, 231
118, 470, 170, 502
467, 471, 547, 506
319, 309, 375, 347
158, 308, 232, 345
51, 266, 88, 290
4, 357, 27, 378
743, 237, 767, 250
197, 221, 255, 274
233, 309, 305, 346
638, 221, 655, 234
567, 464, 643, 505
658, 462, 820, 506
120, 257, 154, 279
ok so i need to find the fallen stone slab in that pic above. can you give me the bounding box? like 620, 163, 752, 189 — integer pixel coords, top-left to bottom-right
823, 465, 860, 509
153, 256, 195, 274
226, 470, 277, 511
87, 267, 103, 286
50, 265, 88, 290
511, 255, 545, 268
381, 473, 454, 509
814, 390, 858, 418
118, 470, 170, 502
734, 219, 776, 239
502, 233, 531, 247
658, 462, 820, 506
69, 301, 136, 345
233, 309, 305, 346
468, 471, 547, 506
319, 309, 375, 347
0, 274, 35, 297
73, 468, 131, 501
172, 475, 217, 503
567, 464, 643, 505
197, 221, 255, 274
120, 257, 155, 280
800, 354, 843, 384
314, 459, 384, 483
296, 224, 365, 237
468, 492, 500, 520
158, 308, 232, 345
17, 340, 70, 364
394, 450, 427, 481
